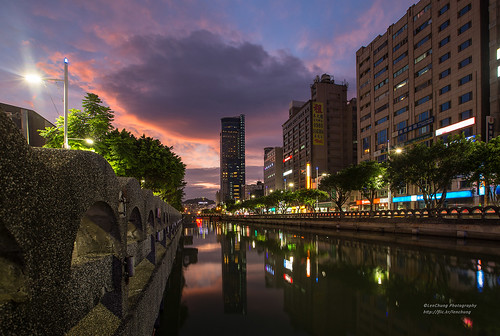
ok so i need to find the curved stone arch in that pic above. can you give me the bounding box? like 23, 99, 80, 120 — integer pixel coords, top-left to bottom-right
71, 201, 120, 266
0, 226, 27, 303
127, 207, 144, 242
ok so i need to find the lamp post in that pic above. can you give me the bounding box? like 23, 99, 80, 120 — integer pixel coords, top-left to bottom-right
63, 58, 69, 149
25, 58, 69, 148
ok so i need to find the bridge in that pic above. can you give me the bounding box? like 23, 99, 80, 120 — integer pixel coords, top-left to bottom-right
0, 110, 183, 335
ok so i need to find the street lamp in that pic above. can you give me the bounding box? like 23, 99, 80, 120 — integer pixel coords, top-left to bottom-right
25, 58, 69, 148
68, 138, 94, 146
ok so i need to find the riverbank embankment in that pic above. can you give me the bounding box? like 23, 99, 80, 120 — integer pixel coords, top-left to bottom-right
221, 214, 500, 241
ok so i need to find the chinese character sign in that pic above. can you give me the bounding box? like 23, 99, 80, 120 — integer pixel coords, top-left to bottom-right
312, 102, 324, 145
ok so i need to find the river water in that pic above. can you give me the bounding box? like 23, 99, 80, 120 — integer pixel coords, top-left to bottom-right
157, 219, 500, 335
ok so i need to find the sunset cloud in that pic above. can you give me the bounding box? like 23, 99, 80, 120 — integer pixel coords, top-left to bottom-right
1, 0, 417, 200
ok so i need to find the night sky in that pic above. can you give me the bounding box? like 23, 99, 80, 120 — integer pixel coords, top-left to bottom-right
0, 0, 416, 200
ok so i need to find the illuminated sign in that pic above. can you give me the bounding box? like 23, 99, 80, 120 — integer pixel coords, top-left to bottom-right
265, 264, 275, 275
356, 198, 381, 205
283, 169, 293, 176
487, 116, 495, 142
306, 257, 311, 278
435, 117, 475, 136
306, 163, 311, 189
283, 155, 292, 163
312, 102, 324, 145
284, 274, 293, 284
398, 117, 434, 135
284, 257, 293, 271
392, 190, 478, 202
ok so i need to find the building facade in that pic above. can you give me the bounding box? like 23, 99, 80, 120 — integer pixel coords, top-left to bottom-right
263, 146, 284, 195
282, 74, 356, 190
356, 0, 494, 208
220, 115, 245, 202
244, 181, 264, 200
1, 103, 54, 147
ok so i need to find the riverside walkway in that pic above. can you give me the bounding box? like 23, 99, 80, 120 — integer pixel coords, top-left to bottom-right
204, 207, 500, 241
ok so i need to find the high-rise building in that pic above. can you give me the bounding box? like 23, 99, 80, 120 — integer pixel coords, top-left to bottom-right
356, 0, 496, 208
282, 74, 356, 190
263, 146, 284, 195
220, 115, 245, 202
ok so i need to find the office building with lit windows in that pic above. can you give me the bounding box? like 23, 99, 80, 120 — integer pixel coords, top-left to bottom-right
263, 147, 284, 195
282, 74, 357, 190
356, 0, 498, 208
220, 115, 245, 202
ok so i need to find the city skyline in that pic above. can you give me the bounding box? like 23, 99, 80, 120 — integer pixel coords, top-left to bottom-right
0, 0, 416, 199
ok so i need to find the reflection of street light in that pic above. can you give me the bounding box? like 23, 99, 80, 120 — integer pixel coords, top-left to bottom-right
25, 58, 69, 148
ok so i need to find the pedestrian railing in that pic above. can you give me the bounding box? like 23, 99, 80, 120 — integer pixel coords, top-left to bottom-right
226, 206, 500, 220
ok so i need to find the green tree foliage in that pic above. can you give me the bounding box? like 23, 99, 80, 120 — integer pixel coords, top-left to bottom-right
467, 136, 500, 206
100, 131, 186, 210
294, 189, 328, 212
319, 166, 358, 212
82, 93, 114, 141
39, 92, 114, 149
387, 135, 475, 209
39, 93, 186, 210
354, 161, 387, 212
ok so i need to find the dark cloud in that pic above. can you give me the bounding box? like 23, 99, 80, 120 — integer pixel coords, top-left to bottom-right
101, 30, 312, 140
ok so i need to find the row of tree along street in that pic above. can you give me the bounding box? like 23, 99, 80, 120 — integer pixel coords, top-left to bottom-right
215, 134, 500, 214
39, 93, 186, 211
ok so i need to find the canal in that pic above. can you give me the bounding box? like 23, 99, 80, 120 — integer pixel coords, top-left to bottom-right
157, 219, 500, 335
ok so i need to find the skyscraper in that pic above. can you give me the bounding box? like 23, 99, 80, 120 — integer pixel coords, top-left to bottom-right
220, 114, 245, 202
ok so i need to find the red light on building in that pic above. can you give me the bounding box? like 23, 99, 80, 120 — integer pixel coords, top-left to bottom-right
283, 155, 292, 163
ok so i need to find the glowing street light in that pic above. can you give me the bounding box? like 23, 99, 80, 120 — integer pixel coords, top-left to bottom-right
25, 58, 69, 148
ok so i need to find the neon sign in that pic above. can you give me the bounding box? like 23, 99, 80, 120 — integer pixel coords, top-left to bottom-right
435, 117, 475, 136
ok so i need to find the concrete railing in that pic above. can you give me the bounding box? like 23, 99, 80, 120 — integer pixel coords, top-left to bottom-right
229, 206, 500, 221
0, 110, 183, 336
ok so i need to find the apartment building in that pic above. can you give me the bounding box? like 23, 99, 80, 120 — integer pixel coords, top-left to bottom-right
356, 0, 491, 208
263, 146, 284, 195
282, 74, 356, 190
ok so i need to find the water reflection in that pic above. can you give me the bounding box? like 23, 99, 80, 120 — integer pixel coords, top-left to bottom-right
159, 220, 500, 335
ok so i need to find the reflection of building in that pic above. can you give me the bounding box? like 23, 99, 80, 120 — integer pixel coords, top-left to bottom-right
221, 227, 247, 314
1, 103, 54, 147
356, 0, 496, 208
263, 147, 284, 195
282, 75, 357, 190
220, 115, 245, 202
255, 225, 500, 335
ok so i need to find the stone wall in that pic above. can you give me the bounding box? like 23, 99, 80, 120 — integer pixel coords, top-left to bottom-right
0, 110, 183, 335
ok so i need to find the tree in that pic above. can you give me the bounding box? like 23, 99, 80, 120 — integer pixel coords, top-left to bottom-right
387, 134, 475, 209
82, 93, 114, 141
319, 165, 359, 212
295, 189, 328, 212
39, 93, 186, 211
467, 136, 500, 206
39, 92, 114, 148
354, 161, 387, 212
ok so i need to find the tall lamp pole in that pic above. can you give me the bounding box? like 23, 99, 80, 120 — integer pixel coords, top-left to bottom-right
63, 58, 69, 149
